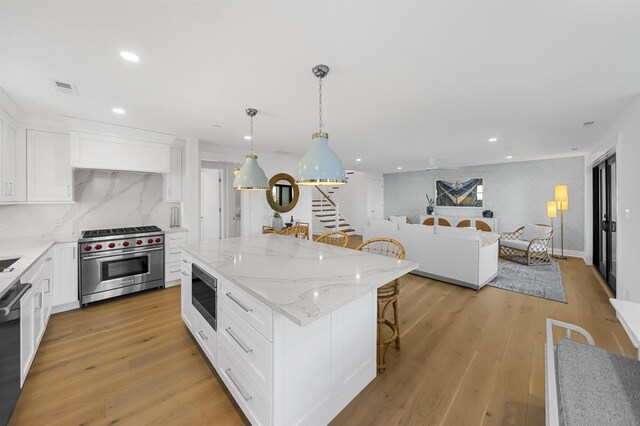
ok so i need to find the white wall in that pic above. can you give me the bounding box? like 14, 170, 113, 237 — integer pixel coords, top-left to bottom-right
587, 94, 640, 302
330, 171, 384, 234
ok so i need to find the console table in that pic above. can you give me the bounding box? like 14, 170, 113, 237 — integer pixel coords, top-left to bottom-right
419, 214, 499, 232
610, 298, 640, 360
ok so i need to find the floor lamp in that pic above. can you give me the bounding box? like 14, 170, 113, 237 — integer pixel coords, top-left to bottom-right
547, 201, 557, 257
554, 185, 568, 259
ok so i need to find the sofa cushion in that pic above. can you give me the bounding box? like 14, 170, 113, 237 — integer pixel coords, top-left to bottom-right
370, 219, 399, 230
521, 224, 552, 241
556, 338, 640, 426
500, 239, 530, 250
434, 226, 480, 241
388, 215, 407, 224
398, 223, 434, 234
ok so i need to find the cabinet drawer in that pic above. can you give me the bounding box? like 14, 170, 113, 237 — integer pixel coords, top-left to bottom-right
165, 261, 182, 282
219, 339, 271, 426
193, 309, 217, 365
166, 233, 186, 247
165, 246, 182, 263
220, 279, 273, 341
220, 300, 272, 392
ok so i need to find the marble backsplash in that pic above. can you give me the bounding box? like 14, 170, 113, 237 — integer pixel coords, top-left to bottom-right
0, 170, 179, 240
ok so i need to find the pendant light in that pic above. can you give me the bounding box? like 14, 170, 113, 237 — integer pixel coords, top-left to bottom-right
233, 108, 269, 190
295, 65, 347, 186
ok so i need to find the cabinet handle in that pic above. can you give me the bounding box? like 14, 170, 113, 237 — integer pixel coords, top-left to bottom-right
197, 330, 208, 341
8, 182, 12, 196
170, 250, 181, 255
181, 271, 189, 277
171, 236, 182, 240
170, 268, 180, 273
45, 278, 51, 294
225, 327, 252, 353
67, 185, 71, 197
45, 257, 52, 262
182, 259, 190, 264
225, 292, 253, 313
225, 368, 252, 401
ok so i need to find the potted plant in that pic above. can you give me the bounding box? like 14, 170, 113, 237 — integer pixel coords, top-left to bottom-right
272, 211, 284, 230
426, 194, 435, 215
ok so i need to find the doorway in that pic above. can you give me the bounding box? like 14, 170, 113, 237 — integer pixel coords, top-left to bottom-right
367, 178, 384, 221
593, 154, 617, 294
201, 169, 222, 241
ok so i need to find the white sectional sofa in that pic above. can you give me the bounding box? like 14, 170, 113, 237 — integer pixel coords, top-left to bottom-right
363, 220, 500, 290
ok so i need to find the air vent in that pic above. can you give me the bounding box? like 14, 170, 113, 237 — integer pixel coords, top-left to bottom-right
51, 79, 78, 95
582, 120, 596, 127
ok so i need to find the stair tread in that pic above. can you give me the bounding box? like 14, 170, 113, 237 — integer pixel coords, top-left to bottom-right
320, 218, 346, 223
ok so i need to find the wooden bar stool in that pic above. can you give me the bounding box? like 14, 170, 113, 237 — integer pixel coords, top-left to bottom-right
355, 238, 406, 373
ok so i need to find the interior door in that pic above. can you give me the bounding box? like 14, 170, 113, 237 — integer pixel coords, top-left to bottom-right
593, 155, 616, 294
367, 178, 384, 221
201, 169, 221, 241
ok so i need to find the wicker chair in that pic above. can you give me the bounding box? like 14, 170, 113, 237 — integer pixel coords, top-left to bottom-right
422, 217, 451, 226
499, 224, 555, 265
278, 225, 309, 240
355, 238, 406, 373
315, 231, 349, 248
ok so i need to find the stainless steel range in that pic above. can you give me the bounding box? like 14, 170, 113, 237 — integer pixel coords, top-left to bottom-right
79, 226, 165, 305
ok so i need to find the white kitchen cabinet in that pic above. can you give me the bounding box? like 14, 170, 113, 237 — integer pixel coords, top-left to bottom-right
1, 116, 19, 202
163, 148, 182, 202
27, 130, 73, 202
180, 257, 194, 329
165, 231, 187, 286
52, 242, 79, 311
19, 251, 53, 386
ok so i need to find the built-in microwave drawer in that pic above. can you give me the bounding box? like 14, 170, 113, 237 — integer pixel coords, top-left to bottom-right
219, 339, 271, 426
219, 279, 273, 341
220, 300, 272, 392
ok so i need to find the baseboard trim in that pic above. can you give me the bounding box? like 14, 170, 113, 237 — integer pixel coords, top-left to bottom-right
51, 301, 80, 314
548, 248, 585, 261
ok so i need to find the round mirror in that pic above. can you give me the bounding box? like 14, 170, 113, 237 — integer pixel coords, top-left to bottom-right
266, 173, 299, 213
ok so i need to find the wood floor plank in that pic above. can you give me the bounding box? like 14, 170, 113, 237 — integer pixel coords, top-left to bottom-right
9, 257, 635, 426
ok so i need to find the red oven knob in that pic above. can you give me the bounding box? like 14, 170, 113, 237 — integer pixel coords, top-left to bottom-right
109, 243, 115, 248
95, 244, 102, 250
155, 238, 161, 243
84, 246, 92, 251
123, 241, 130, 247
136, 240, 143, 245
147, 239, 153, 244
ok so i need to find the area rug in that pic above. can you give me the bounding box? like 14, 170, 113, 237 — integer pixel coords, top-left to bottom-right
488, 259, 567, 303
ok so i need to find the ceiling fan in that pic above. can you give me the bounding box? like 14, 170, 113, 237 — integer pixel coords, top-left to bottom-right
424, 158, 459, 171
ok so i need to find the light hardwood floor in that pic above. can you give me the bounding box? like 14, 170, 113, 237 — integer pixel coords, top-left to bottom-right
10, 254, 633, 425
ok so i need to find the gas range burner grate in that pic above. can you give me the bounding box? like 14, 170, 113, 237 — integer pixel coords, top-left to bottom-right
81, 225, 162, 239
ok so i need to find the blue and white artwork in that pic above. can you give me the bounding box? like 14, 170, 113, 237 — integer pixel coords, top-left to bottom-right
435, 177, 484, 207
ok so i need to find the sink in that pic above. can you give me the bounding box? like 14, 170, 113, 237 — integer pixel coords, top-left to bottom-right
0, 257, 21, 272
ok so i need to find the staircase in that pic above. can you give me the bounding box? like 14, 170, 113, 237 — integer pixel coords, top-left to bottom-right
312, 172, 356, 236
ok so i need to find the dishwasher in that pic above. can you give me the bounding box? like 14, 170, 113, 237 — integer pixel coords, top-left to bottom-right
0, 281, 31, 425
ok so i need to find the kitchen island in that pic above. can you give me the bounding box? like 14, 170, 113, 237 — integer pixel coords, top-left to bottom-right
180, 234, 418, 426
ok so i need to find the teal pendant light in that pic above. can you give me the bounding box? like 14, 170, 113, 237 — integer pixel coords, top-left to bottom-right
296, 65, 347, 186
233, 108, 269, 191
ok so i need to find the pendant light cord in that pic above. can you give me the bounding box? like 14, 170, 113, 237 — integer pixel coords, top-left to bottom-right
318, 76, 323, 133
250, 115, 254, 154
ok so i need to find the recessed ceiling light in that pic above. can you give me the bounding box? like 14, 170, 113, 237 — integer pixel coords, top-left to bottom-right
244, 136, 252, 140
120, 51, 140, 62
571, 147, 578, 151
397, 166, 403, 170
506, 155, 513, 159
489, 138, 498, 142
356, 158, 362, 162
212, 124, 221, 128
112, 107, 125, 114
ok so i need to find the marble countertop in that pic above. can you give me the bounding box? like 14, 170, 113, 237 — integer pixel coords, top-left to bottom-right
0, 239, 57, 298
162, 227, 189, 234
181, 234, 419, 326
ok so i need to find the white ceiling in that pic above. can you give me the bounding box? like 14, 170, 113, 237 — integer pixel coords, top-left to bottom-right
1, 1, 639, 173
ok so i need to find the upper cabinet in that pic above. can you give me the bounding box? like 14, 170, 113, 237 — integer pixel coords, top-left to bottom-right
163, 148, 182, 202
70, 131, 170, 174
27, 130, 73, 202
1, 116, 20, 202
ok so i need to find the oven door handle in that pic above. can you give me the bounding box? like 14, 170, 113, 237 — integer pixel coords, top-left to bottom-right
81, 246, 163, 260
0, 283, 32, 316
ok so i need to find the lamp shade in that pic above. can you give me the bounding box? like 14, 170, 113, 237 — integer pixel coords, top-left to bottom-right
233, 154, 268, 190
295, 132, 347, 185
555, 184, 568, 210
547, 201, 557, 218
